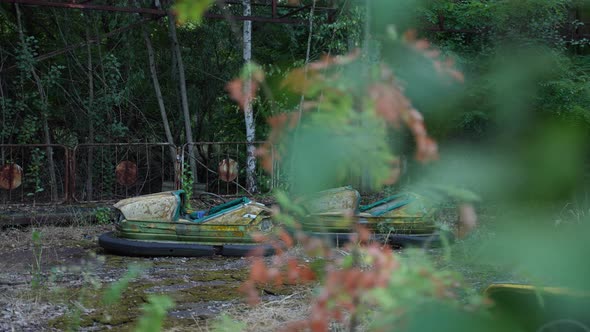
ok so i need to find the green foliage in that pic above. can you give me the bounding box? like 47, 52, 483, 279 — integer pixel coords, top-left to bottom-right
15, 35, 38, 77
367, 250, 492, 331
210, 314, 246, 332
30, 229, 43, 289
416, 0, 590, 138
102, 264, 143, 305
25, 148, 46, 197
3, 1, 590, 330
173, 0, 215, 25
182, 163, 194, 208
134, 295, 175, 332
313, 5, 364, 55
94, 207, 112, 225
287, 104, 396, 195
17, 115, 40, 144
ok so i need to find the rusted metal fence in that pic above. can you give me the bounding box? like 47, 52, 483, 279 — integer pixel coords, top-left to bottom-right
0, 144, 69, 204
72, 143, 179, 202
183, 142, 279, 196
0, 142, 280, 205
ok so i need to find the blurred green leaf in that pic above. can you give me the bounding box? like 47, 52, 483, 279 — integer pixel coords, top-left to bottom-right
173, 0, 215, 25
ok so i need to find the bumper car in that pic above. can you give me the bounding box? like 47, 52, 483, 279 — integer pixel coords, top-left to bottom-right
484, 283, 590, 332
298, 186, 444, 247
99, 190, 275, 257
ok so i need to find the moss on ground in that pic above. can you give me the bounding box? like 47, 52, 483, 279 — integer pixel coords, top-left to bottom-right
189, 269, 249, 282
43, 259, 310, 331
48, 281, 152, 329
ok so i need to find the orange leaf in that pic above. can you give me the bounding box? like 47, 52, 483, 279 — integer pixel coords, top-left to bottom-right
255, 145, 273, 173
448, 68, 465, 83
415, 136, 439, 163
226, 78, 259, 110
355, 225, 371, 243
239, 280, 260, 305
368, 83, 408, 127
308, 49, 360, 71
414, 39, 430, 50
457, 203, 477, 238
384, 158, 402, 185
403, 29, 417, 41
279, 229, 294, 248
310, 313, 329, 332
250, 259, 268, 283
251, 232, 269, 243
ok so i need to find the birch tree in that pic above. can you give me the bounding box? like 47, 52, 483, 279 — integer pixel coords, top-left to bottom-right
243, 0, 257, 193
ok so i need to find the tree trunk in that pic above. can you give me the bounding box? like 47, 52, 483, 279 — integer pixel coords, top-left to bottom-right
16, 4, 58, 201
142, 25, 176, 162
166, 10, 198, 183
85, 25, 95, 201
243, 0, 257, 193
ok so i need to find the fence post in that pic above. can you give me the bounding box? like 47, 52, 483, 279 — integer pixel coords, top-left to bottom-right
64, 148, 71, 203
175, 146, 183, 190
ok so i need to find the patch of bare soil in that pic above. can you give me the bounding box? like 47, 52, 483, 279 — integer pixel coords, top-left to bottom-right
0, 224, 312, 332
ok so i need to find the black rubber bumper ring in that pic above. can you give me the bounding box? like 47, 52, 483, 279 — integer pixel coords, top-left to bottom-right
99, 231, 275, 257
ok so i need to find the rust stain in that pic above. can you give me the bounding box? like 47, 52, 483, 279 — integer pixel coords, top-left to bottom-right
116, 160, 138, 186
218, 158, 238, 182
0, 163, 23, 190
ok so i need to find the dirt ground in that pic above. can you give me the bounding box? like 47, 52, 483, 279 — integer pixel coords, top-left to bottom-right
0, 194, 513, 332
0, 225, 313, 332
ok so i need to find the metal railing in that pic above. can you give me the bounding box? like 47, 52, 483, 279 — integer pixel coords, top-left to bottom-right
0, 144, 69, 205
182, 142, 279, 196
0, 141, 280, 205
72, 143, 179, 202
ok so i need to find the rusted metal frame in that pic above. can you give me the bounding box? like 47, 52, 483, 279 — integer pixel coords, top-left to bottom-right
203, 13, 302, 24
114, 146, 119, 200
20, 148, 23, 202
0, 144, 68, 205
224, 146, 228, 194
220, 0, 334, 20
182, 142, 271, 197
174, 146, 182, 190
72, 142, 176, 203
184, 141, 268, 145
65, 147, 71, 203
221, 0, 324, 10
235, 143, 239, 195
1, 0, 306, 23
0, 0, 165, 14
279, 4, 310, 18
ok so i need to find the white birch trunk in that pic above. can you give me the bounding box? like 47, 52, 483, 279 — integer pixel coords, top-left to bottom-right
243, 0, 257, 193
